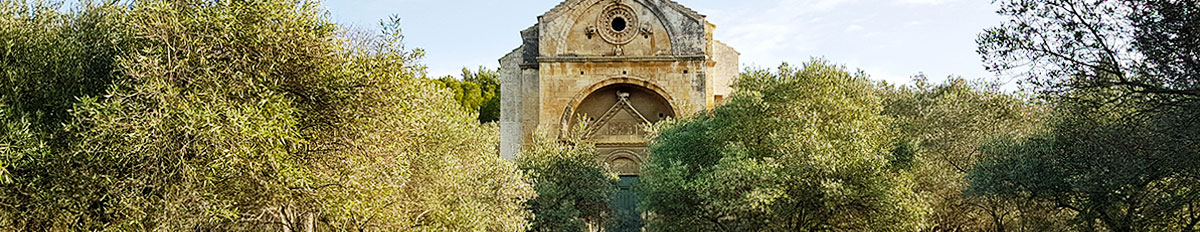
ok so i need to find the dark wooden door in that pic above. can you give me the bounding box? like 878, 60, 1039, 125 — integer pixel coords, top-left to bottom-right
608, 175, 642, 232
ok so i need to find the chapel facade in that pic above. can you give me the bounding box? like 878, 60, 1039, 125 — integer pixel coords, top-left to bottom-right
498, 0, 739, 174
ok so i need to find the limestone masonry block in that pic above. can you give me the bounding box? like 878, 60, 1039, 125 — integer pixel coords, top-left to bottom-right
499, 0, 739, 167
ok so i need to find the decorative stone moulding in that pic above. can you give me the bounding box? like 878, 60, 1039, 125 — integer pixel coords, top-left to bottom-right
586, 1, 653, 56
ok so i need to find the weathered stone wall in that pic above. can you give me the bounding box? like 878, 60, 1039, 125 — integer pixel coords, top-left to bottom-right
711, 40, 739, 106
500, 26, 545, 160
536, 58, 707, 140
640, 0, 707, 55
499, 46, 526, 160
538, 0, 707, 57
560, 3, 673, 57
499, 0, 738, 161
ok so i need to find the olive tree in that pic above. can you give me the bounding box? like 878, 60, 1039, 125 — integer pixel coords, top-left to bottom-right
969, 102, 1200, 231
881, 76, 1075, 231
0, 1, 533, 231
972, 0, 1200, 231
518, 125, 617, 232
641, 60, 928, 231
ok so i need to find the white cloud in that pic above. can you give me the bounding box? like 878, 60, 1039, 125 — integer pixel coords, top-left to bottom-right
845, 24, 864, 32
811, 0, 859, 11
903, 20, 924, 28
699, 0, 857, 67
894, 0, 959, 5
780, 0, 859, 13
694, 0, 998, 86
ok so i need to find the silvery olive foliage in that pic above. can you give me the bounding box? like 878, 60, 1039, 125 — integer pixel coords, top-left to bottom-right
640, 60, 928, 231
881, 77, 1067, 231
0, 1, 532, 231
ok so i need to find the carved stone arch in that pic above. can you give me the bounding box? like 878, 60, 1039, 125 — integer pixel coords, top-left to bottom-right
561, 76, 678, 136
605, 149, 644, 175
568, 76, 677, 113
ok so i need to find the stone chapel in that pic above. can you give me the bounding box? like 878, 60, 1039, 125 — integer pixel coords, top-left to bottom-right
499, 0, 739, 171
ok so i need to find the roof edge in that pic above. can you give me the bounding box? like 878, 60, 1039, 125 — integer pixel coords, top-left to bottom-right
538, 0, 706, 24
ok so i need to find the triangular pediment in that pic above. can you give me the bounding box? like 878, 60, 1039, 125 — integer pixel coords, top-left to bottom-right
586, 96, 651, 140
594, 107, 646, 135
539, 0, 704, 23
529, 0, 711, 57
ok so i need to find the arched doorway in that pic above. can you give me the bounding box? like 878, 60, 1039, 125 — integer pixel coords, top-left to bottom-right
568, 82, 673, 231
568, 83, 675, 146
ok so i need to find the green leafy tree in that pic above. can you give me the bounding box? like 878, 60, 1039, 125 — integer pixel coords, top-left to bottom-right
518, 125, 617, 232
641, 60, 928, 231
973, 0, 1200, 231
1129, 1, 1200, 96
433, 67, 501, 123
969, 102, 1200, 231
0, 1, 134, 228
881, 76, 1069, 231
0, 1, 532, 231
978, 0, 1200, 109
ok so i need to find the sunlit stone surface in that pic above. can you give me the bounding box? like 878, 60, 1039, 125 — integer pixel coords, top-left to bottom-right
499, 0, 739, 171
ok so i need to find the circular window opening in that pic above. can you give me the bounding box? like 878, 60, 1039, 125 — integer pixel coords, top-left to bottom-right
611, 17, 627, 32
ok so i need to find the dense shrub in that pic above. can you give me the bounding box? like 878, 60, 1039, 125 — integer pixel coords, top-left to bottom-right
641, 60, 928, 231
517, 126, 616, 232
880, 77, 1066, 231
0, 1, 532, 231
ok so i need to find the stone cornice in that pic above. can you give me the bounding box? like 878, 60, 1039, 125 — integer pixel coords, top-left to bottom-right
595, 142, 648, 147
538, 55, 706, 63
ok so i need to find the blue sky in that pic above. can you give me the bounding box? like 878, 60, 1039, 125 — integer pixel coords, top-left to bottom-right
324, 0, 1006, 86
